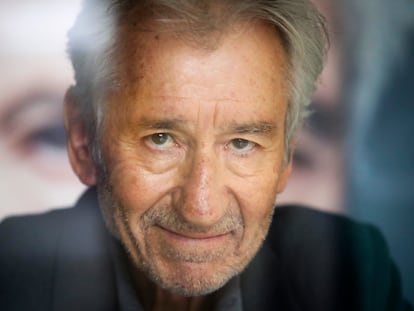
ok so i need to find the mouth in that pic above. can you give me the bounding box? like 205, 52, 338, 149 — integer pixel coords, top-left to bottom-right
156, 225, 232, 240
150, 225, 243, 264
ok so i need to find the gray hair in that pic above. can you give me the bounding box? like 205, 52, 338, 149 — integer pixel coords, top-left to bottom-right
68, 0, 328, 163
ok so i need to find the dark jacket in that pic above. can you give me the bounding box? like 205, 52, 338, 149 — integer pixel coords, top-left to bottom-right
0, 188, 411, 311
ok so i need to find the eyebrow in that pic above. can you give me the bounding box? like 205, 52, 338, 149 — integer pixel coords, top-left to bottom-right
136, 118, 278, 136
228, 122, 278, 136
137, 118, 188, 130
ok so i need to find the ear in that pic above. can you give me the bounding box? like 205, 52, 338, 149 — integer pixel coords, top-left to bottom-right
64, 88, 97, 186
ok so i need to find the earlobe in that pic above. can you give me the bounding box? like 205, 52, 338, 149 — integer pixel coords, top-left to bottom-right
64, 88, 97, 186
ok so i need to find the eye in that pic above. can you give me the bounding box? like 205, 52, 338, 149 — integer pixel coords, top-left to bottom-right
24, 124, 67, 150
146, 133, 175, 148
228, 138, 256, 152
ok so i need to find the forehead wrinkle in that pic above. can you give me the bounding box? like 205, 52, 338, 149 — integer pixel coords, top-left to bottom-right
154, 94, 259, 105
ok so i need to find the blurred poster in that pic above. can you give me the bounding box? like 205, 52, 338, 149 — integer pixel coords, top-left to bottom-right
0, 0, 85, 220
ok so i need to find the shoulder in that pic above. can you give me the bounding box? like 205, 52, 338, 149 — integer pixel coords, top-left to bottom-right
0, 187, 99, 265
0, 208, 76, 310
265, 205, 411, 311
0, 187, 99, 249
268, 205, 391, 289
269, 205, 385, 254
0, 188, 105, 310
0, 207, 75, 255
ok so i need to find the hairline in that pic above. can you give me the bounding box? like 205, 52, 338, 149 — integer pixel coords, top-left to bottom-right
68, 0, 328, 166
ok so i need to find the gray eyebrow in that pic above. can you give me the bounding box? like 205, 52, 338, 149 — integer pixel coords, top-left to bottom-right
137, 119, 277, 136
230, 122, 278, 135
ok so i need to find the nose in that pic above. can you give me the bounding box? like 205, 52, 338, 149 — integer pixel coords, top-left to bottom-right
174, 149, 228, 228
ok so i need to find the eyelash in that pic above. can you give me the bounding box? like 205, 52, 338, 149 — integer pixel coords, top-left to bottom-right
230, 138, 255, 149
144, 132, 180, 152
225, 139, 258, 158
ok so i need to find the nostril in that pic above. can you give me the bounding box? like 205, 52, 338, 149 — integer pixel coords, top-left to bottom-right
178, 181, 227, 227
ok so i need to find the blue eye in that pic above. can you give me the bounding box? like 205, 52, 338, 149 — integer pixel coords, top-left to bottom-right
228, 138, 255, 152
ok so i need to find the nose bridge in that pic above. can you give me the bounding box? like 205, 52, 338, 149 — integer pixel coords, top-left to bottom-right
179, 146, 225, 226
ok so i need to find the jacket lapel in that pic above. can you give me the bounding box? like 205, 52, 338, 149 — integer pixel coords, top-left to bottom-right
52, 188, 118, 311
240, 241, 293, 311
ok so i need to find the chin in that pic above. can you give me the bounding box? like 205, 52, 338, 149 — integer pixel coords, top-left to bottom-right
143, 259, 242, 297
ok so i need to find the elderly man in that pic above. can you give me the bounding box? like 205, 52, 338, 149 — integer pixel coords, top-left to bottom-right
0, 0, 411, 310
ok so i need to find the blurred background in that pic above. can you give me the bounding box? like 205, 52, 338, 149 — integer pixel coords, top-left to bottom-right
1, 0, 413, 305
0, 0, 85, 217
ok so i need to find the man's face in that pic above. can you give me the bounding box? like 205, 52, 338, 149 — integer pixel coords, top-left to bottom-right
93, 22, 291, 295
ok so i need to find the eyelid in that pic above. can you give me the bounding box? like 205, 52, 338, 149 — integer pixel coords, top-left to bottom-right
144, 132, 178, 150
226, 138, 257, 154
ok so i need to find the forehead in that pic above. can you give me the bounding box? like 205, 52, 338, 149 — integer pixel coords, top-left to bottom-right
111, 21, 288, 107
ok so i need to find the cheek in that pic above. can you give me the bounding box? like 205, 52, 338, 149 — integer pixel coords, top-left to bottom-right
232, 174, 278, 231
105, 152, 176, 214
236, 163, 280, 200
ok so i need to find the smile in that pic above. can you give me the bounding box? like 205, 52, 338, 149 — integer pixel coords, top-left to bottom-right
156, 225, 232, 241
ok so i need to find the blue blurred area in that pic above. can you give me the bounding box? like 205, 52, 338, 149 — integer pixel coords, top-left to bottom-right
348, 6, 414, 305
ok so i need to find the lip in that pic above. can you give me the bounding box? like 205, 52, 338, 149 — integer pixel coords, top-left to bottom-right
157, 225, 231, 240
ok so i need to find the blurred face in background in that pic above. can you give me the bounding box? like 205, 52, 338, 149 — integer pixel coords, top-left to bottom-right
277, 0, 345, 212
0, 0, 84, 219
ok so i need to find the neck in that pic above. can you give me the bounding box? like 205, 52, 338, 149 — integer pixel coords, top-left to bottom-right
152, 288, 213, 311
128, 261, 216, 311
